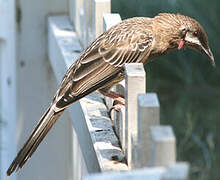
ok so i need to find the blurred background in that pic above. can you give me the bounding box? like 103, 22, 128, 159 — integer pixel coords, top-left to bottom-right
112, 0, 219, 179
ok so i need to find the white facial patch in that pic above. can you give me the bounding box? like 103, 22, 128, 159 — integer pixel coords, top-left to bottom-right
184, 31, 201, 46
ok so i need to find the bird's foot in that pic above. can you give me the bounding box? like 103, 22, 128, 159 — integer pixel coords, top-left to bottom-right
99, 89, 125, 117
109, 99, 125, 118
111, 100, 125, 111
112, 96, 125, 106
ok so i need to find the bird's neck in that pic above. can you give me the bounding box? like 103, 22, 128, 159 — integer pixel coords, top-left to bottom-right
151, 14, 182, 55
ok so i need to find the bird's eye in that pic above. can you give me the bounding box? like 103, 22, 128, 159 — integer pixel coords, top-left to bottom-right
193, 31, 198, 36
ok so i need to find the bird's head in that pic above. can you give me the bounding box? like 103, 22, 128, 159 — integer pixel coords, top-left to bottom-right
155, 13, 215, 67
178, 15, 215, 67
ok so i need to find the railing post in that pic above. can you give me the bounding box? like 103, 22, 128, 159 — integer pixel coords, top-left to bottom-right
83, 0, 92, 47
48, 16, 128, 177
67, 2, 190, 177
83, 163, 189, 180
150, 126, 176, 166
103, 13, 122, 31
92, 0, 111, 39
83, 167, 166, 180
69, 0, 84, 41
102, 13, 122, 139
125, 63, 146, 169
135, 93, 160, 168
162, 163, 190, 180
69, 0, 75, 24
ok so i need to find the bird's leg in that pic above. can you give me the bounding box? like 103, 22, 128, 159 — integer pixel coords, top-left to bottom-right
99, 89, 125, 105
99, 89, 125, 115
108, 100, 125, 118
100, 90, 125, 118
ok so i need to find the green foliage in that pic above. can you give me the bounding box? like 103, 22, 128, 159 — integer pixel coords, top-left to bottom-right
112, 1, 220, 179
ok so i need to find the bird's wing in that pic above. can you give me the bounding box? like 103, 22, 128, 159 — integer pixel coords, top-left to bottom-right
55, 17, 154, 109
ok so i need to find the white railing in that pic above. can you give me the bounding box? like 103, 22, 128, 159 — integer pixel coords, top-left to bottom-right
48, 0, 190, 179
48, 16, 127, 176
0, 0, 190, 180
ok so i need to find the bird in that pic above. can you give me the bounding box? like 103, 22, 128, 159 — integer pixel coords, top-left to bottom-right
7, 13, 215, 177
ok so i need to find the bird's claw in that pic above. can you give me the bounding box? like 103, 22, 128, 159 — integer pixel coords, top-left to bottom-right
109, 100, 125, 118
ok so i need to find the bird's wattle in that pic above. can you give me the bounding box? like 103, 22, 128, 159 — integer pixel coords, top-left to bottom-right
178, 39, 184, 50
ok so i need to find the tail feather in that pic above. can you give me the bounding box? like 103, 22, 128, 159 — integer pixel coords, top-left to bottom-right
6, 105, 64, 177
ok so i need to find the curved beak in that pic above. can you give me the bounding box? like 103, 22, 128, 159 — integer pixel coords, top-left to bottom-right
184, 31, 215, 67
202, 46, 215, 67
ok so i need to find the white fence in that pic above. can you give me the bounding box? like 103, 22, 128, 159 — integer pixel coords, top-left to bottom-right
49, 0, 190, 179
0, 0, 189, 180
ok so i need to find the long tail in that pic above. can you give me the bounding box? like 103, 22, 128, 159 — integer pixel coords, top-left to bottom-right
6, 104, 64, 177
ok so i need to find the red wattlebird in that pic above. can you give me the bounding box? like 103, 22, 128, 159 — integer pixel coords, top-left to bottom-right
7, 13, 215, 177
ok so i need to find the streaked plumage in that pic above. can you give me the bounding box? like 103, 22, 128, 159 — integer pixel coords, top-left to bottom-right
7, 13, 214, 177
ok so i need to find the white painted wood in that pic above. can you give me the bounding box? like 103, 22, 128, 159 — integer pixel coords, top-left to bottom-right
0, 0, 190, 179
84, 167, 166, 180
4, 0, 70, 180
48, 16, 93, 180
130, 132, 141, 169
80, 7, 85, 48
150, 126, 176, 167
125, 63, 146, 169
84, 163, 189, 180
69, 0, 75, 24
70, 0, 84, 34
92, 0, 111, 39
0, 1, 17, 180
83, 0, 92, 47
0, 1, 10, 39
80, 93, 128, 172
69, 0, 84, 47
136, 93, 160, 168
103, 13, 122, 31
48, 16, 128, 177
162, 163, 190, 180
